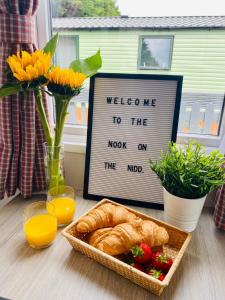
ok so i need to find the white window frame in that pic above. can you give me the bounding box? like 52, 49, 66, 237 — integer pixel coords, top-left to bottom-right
36, 2, 225, 153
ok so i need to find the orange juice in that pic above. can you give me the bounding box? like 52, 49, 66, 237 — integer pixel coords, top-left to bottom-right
24, 214, 57, 248
47, 197, 76, 226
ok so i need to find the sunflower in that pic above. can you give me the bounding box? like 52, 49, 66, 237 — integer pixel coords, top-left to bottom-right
7, 50, 51, 83
46, 66, 86, 97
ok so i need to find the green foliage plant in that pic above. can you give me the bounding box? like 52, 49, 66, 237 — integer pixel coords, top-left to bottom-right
149, 141, 225, 199
52, 0, 120, 18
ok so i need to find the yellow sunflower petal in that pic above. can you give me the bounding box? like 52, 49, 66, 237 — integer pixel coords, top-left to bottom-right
21, 51, 32, 68
26, 65, 39, 80
47, 66, 86, 89
6, 49, 52, 82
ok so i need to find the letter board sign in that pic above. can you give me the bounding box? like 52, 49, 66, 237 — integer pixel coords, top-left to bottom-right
84, 73, 183, 208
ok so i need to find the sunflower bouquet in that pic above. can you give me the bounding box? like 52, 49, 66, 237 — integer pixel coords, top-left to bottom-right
0, 34, 102, 190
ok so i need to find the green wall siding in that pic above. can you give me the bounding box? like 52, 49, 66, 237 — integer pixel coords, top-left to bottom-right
57, 29, 225, 93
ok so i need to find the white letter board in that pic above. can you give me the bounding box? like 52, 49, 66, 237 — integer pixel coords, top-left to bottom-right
84, 73, 183, 208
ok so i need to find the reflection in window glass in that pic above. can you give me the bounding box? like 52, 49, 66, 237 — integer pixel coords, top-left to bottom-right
55, 35, 78, 68
140, 37, 173, 69
178, 92, 224, 136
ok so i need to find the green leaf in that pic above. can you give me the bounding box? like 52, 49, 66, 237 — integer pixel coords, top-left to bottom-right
69, 49, 102, 77
190, 184, 199, 188
43, 33, 59, 57
0, 83, 22, 98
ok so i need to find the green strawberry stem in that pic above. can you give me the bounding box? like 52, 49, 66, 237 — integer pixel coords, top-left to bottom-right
131, 245, 144, 257
150, 269, 162, 278
158, 254, 168, 263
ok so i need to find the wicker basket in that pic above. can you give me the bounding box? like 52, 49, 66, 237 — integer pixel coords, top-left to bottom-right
62, 199, 191, 296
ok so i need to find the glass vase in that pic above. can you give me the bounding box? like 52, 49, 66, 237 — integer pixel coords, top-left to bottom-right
44, 143, 65, 190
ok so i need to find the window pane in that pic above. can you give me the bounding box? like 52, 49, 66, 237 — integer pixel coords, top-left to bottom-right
66, 86, 89, 125
178, 92, 224, 136
140, 38, 172, 69
50, 1, 225, 138
55, 35, 78, 68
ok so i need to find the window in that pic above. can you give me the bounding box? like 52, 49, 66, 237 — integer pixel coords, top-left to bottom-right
177, 93, 225, 148
177, 92, 225, 147
55, 35, 79, 68
37, 1, 225, 150
178, 93, 225, 135
138, 36, 173, 70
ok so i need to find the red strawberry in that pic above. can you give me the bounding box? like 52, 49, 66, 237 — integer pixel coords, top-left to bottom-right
151, 252, 173, 272
147, 268, 165, 281
131, 262, 145, 272
125, 255, 145, 272
131, 243, 152, 264
159, 273, 165, 281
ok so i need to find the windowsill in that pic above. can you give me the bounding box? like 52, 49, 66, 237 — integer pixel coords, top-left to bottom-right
177, 133, 225, 153
0, 189, 20, 209
138, 67, 171, 71
63, 134, 86, 154
62, 133, 224, 155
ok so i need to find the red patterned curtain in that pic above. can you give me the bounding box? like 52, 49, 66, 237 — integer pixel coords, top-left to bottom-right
0, 0, 46, 200
214, 184, 225, 230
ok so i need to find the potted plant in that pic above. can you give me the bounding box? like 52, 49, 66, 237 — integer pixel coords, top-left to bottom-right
149, 142, 225, 232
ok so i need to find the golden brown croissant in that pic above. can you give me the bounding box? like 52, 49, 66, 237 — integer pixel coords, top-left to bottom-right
76, 202, 137, 233
89, 219, 169, 255
88, 227, 113, 247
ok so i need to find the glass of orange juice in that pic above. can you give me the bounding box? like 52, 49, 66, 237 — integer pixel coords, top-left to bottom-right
23, 201, 57, 249
47, 185, 76, 227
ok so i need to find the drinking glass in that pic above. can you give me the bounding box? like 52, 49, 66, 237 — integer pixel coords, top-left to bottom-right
47, 186, 76, 227
23, 201, 57, 249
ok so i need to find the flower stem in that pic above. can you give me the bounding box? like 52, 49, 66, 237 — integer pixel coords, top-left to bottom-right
48, 96, 70, 189
54, 96, 70, 148
34, 88, 53, 147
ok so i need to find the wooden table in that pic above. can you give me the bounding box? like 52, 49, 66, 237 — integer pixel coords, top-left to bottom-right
0, 195, 224, 300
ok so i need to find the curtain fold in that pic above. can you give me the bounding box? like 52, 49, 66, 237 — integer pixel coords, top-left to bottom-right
214, 184, 225, 230
0, 0, 47, 200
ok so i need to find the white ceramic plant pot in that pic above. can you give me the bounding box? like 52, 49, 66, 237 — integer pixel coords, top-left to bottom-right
163, 188, 207, 232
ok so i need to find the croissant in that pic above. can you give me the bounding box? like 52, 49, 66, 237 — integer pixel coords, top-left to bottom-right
76, 202, 137, 233
88, 227, 113, 248
89, 219, 169, 256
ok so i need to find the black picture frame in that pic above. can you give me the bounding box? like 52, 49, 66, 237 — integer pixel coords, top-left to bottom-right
83, 73, 183, 209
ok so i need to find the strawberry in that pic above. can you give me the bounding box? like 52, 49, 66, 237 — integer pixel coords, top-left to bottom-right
159, 273, 165, 281
147, 268, 165, 281
124, 255, 145, 272
130, 262, 145, 272
131, 243, 152, 264
151, 252, 173, 272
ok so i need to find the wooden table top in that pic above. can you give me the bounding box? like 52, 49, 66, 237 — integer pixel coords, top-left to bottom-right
0, 195, 224, 300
